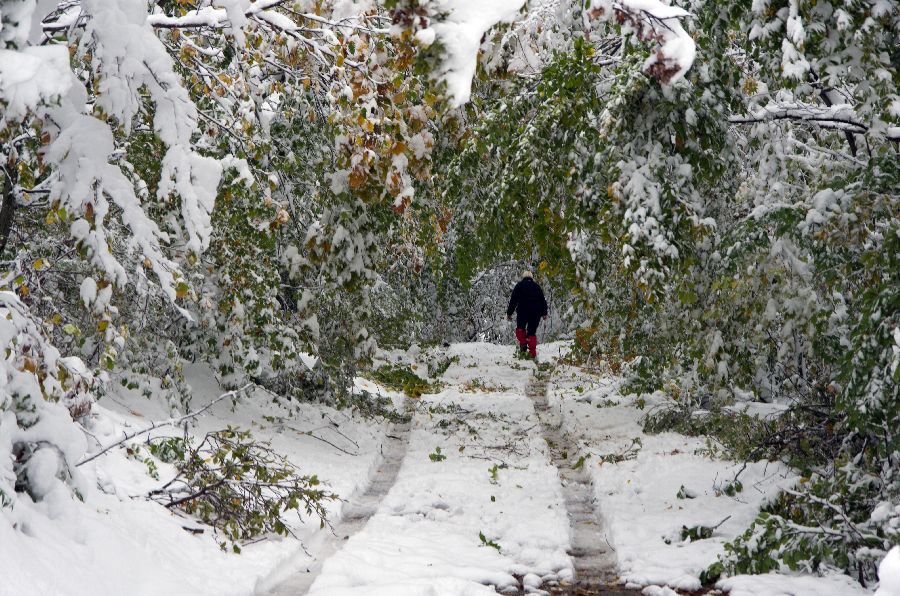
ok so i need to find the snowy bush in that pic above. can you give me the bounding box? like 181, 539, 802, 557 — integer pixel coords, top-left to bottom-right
0, 291, 93, 504
712, 460, 898, 585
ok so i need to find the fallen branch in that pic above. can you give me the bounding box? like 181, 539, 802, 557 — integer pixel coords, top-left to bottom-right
314, 421, 361, 449
148, 427, 336, 543
76, 383, 252, 467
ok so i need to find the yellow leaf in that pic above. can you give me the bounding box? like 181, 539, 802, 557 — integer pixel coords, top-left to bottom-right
349, 169, 366, 189
33, 258, 44, 270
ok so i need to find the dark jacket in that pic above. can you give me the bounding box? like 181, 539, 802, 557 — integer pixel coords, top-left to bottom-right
507, 278, 548, 319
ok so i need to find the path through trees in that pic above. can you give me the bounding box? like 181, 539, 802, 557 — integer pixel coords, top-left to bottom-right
270, 344, 632, 594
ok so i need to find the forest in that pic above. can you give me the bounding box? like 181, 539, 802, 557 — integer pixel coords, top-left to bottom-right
1, 0, 897, 594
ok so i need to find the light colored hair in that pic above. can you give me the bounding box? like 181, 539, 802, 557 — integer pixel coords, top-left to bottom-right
522, 270, 533, 278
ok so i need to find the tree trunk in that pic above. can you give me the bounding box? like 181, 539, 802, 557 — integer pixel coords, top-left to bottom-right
0, 166, 16, 258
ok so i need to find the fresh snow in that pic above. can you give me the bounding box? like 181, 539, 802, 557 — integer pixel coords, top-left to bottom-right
306, 342, 573, 593
546, 362, 873, 596
0, 46, 72, 121
426, 0, 527, 106
1, 342, 887, 595
877, 547, 900, 596
719, 573, 879, 596
1, 363, 393, 596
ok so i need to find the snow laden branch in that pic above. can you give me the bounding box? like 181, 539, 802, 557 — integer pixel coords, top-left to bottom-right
43, 0, 388, 39
0, 291, 95, 416
397, 0, 696, 106
78, 0, 227, 259
76, 383, 253, 467
0, 290, 95, 505
586, 0, 696, 84
399, 0, 526, 107
43, 0, 288, 33
730, 101, 869, 134
4, 0, 236, 313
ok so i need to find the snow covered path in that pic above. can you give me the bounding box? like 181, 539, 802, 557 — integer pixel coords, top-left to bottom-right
267, 398, 414, 595
263, 342, 872, 596
269, 343, 620, 595
5, 342, 877, 596
526, 367, 622, 593
545, 362, 873, 596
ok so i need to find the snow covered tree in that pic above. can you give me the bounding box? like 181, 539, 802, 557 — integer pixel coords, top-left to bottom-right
2, 0, 895, 584
432, 0, 897, 584
1, 0, 432, 501
2, 0, 222, 504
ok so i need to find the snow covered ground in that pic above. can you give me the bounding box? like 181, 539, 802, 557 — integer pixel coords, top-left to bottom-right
1, 363, 394, 596
305, 342, 573, 594
3, 341, 889, 595
547, 362, 873, 596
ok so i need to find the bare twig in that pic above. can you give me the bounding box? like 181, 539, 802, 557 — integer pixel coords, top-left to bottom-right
712, 515, 732, 530
299, 430, 358, 456
77, 383, 252, 466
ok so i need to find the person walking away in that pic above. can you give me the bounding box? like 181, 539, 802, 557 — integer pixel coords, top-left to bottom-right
506, 271, 548, 358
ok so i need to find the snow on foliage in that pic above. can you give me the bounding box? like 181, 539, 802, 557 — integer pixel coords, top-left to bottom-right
0, 0, 246, 512
416, 0, 527, 106
587, 0, 696, 84
79, 0, 225, 259
416, 0, 697, 107
0, 46, 71, 121
0, 291, 93, 506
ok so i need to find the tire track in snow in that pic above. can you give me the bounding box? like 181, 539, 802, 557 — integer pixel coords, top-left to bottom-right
527, 368, 635, 595
266, 402, 413, 596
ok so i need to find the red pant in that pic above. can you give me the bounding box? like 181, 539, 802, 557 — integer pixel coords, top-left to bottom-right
515, 326, 539, 357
